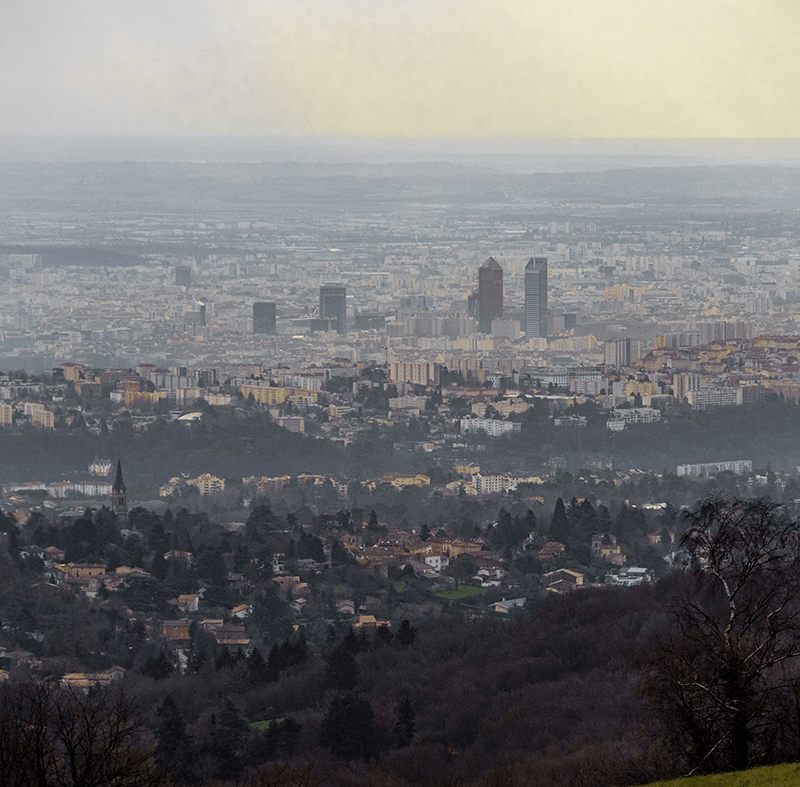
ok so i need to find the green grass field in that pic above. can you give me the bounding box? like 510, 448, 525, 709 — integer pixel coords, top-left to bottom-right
436, 585, 486, 600
641, 763, 800, 787
250, 718, 282, 731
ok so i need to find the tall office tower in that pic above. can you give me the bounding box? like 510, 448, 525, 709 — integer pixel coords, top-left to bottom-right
524, 257, 548, 339
175, 265, 192, 288
253, 302, 277, 334
477, 256, 503, 333
320, 283, 347, 334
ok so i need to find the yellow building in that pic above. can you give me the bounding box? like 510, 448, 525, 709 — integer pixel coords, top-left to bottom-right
31, 406, 55, 429
186, 474, 225, 495
380, 473, 430, 490
60, 563, 107, 579
60, 362, 85, 382
624, 380, 659, 398
389, 361, 438, 386
241, 384, 288, 405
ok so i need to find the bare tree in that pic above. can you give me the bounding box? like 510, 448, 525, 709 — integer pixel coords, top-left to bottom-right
0, 682, 161, 787
641, 497, 800, 774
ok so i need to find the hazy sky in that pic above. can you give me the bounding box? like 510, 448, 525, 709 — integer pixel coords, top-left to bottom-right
3, 0, 800, 139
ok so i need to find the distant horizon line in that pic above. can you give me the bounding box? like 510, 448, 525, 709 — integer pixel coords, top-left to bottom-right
3, 135, 800, 170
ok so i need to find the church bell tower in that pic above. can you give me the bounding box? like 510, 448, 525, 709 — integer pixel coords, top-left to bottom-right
111, 460, 127, 517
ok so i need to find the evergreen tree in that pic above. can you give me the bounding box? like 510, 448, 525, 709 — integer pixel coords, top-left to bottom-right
573, 498, 599, 542
186, 647, 209, 675
549, 497, 571, 545
154, 694, 195, 783
596, 504, 613, 534
330, 539, 351, 566
265, 642, 282, 682
247, 647, 270, 684
257, 718, 302, 762
396, 619, 417, 648
375, 624, 394, 647
150, 551, 168, 581
342, 626, 360, 652
394, 696, 416, 748
141, 649, 174, 680
196, 548, 227, 585
246, 502, 276, 541
215, 647, 236, 672
291, 632, 308, 665
204, 698, 251, 780
318, 692, 380, 761
324, 644, 359, 691
297, 532, 326, 563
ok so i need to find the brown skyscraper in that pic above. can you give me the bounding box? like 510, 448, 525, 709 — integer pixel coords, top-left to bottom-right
477, 257, 503, 334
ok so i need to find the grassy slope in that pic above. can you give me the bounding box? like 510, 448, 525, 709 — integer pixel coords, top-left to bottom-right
641, 763, 800, 787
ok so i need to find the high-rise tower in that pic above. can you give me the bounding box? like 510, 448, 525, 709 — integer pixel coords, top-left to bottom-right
175, 265, 192, 288
319, 283, 347, 335
111, 460, 127, 517
477, 257, 503, 334
524, 257, 548, 339
253, 302, 277, 334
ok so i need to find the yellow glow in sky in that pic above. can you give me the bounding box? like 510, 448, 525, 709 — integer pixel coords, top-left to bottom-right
87, 0, 800, 138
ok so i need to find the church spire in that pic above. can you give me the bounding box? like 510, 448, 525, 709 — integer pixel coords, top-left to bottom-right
111, 460, 127, 516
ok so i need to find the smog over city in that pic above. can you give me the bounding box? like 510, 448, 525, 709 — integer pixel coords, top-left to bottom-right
3, 2, 800, 786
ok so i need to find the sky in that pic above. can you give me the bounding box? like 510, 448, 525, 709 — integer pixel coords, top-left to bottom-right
3, 0, 800, 140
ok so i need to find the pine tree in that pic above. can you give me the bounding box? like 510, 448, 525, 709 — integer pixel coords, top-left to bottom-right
291, 632, 308, 665
186, 647, 208, 675
155, 694, 195, 782
204, 698, 251, 780
342, 626, 360, 652
247, 647, 270, 683
318, 692, 379, 761
394, 696, 416, 748
331, 539, 351, 566
150, 551, 168, 581
215, 647, 236, 672
396, 619, 417, 648
375, 624, 394, 647
549, 497, 571, 545
324, 644, 359, 691
141, 649, 174, 680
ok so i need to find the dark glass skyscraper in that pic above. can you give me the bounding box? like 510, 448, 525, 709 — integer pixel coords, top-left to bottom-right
525, 257, 548, 339
320, 283, 347, 334
477, 256, 503, 334
253, 302, 277, 334
175, 265, 191, 288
